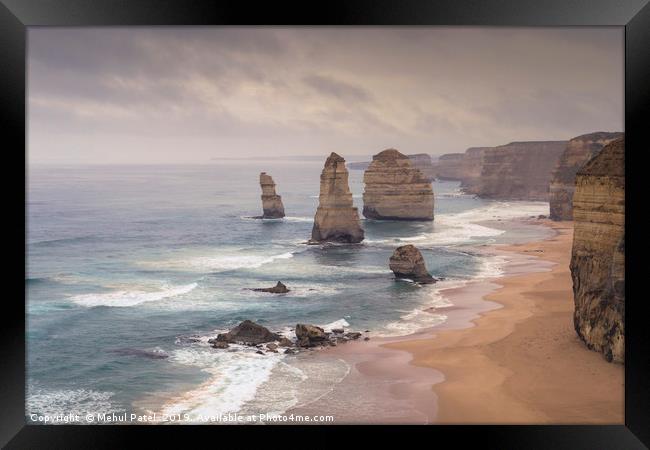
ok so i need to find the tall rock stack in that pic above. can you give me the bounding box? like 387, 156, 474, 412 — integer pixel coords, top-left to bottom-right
570, 137, 625, 363
362, 149, 434, 221
310, 153, 364, 244
259, 172, 285, 219
549, 132, 623, 221
475, 141, 567, 200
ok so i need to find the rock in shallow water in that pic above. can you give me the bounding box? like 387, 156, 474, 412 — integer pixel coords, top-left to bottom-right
389, 244, 436, 284
295, 324, 328, 341
216, 320, 280, 345
250, 281, 290, 294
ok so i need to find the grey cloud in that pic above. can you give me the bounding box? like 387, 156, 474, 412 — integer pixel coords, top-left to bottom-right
302, 74, 373, 103
27, 27, 624, 164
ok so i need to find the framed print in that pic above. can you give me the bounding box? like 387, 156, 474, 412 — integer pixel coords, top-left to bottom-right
2, 0, 649, 447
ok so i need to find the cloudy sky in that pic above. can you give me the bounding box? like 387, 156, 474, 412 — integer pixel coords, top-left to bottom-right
28, 27, 623, 164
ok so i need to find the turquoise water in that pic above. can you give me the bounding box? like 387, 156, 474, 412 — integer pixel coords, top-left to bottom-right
26, 160, 550, 422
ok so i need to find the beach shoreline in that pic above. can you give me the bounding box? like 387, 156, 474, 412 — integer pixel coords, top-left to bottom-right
290, 219, 624, 424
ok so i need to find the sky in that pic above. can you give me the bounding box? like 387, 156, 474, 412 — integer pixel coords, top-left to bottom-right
28, 27, 624, 164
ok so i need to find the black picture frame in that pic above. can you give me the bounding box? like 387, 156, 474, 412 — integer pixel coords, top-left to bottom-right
2, 0, 649, 447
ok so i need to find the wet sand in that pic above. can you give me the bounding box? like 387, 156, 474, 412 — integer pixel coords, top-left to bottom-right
291, 220, 624, 424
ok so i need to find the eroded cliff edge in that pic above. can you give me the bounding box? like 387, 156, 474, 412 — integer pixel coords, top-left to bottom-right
570, 137, 625, 363
310, 152, 364, 243
474, 141, 567, 200
549, 132, 623, 221
362, 149, 434, 221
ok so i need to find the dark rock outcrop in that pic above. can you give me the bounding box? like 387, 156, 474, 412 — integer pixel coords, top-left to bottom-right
250, 281, 290, 294
295, 323, 328, 348
215, 320, 280, 345
296, 323, 327, 341
362, 149, 434, 221
570, 137, 625, 363
549, 132, 623, 221
389, 245, 436, 284
310, 152, 364, 244
474, 141, 567, 200
259, 172, 285, 219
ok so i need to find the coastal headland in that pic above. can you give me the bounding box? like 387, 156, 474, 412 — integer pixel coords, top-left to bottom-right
290, 219, 624, 423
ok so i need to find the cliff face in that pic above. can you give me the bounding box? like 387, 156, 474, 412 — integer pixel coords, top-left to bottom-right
549, 132, 623, 221
432, 153, 464, 180
362, 149, 434, 221
474, 141, 567, 200
570, 138, 625, 363
407, 153, 435, 181
259, 172, 285, 218
459, 147, 489, 194
310, 152, 364, 243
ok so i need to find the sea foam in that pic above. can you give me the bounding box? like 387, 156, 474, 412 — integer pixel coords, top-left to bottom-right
70, 282, 197, 307
160, 348, 285, 421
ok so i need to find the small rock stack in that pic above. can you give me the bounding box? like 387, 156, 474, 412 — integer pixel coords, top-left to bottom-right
259, 172, 285, 219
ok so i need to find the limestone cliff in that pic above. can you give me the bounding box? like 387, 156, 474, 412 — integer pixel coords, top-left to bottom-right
362, 149, 434, 221
407, 153, 436, 181
431, 153, 464, 180
570, 137, 625, 363
459, 147, 489, 194
259, 172, 285, 218
310, 152, 364, 243
549, 132, 623, 221
474, 141, 567, 200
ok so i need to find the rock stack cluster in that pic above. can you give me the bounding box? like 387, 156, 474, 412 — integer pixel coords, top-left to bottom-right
362, 149, 434, 221
549, 132, 623, 221
389, 245, 436, 284
209, 320, 365, 353
310, 152, 364, 244
259, 172, 285, 219
570, 137, 625, 363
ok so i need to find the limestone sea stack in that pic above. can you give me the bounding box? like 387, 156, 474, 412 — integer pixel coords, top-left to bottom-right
389, 244, 436, 284
348, 154, 435, 181
549, 132, 623, 221
259, 172, 285, 219
474, 141, 567, 200
310, 152, 364, 244
362, 149, 434, 221
570, 137, 625, 363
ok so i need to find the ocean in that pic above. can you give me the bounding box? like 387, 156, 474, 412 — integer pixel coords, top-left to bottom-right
26, 159, 551, 423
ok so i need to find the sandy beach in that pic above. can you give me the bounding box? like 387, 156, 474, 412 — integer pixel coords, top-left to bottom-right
291, 219, 624, 424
